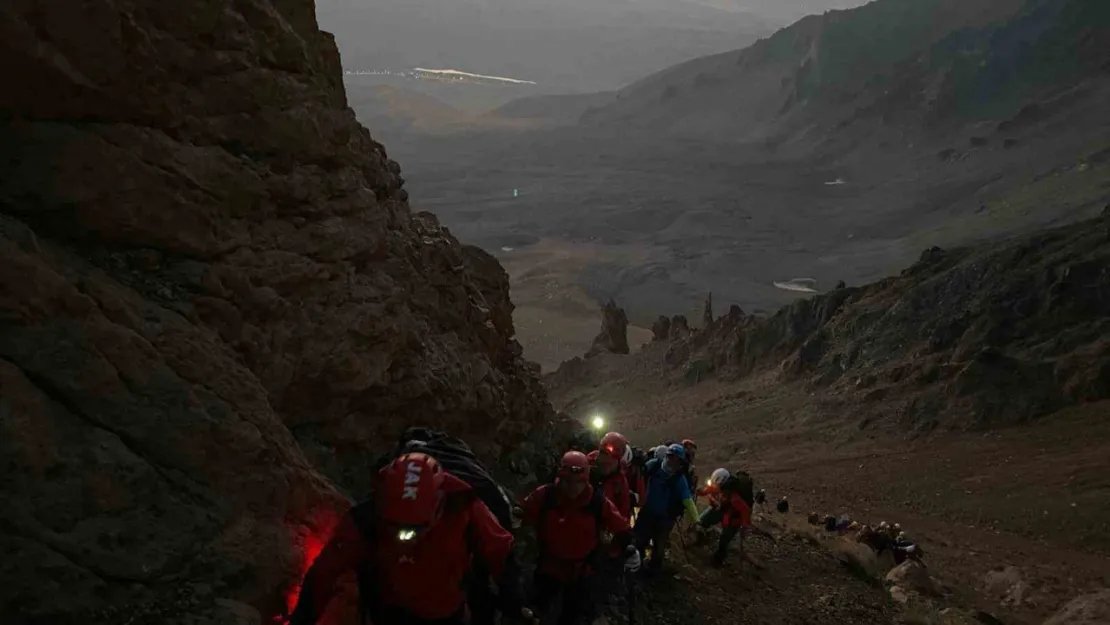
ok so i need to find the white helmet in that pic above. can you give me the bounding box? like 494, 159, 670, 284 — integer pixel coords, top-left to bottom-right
653, 446, 668, 462
710, 468, 730, 487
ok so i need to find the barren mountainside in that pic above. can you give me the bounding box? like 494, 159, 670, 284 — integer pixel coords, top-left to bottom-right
583, 0, 1110, 144
0, 1, 565, 623
550, 211, 1110, 431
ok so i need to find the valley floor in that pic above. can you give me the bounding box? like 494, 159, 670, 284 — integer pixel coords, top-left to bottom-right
547, 348, 1110, 625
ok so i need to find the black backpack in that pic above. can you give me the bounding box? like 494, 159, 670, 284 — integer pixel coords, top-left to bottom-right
630, 447, 647, 469
721, 471, 755, 508
374, 426, 515, 530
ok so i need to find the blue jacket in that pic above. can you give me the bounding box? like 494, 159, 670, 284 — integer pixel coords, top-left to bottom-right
640, 458, 692, 519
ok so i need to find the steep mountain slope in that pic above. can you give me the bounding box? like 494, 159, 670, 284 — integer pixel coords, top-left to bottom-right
546, 212, 1110, 624
0, 1, 565, 623
583, 0, 1110, 145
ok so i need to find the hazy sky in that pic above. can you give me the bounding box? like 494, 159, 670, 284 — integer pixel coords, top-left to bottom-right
317, 0, 873, 92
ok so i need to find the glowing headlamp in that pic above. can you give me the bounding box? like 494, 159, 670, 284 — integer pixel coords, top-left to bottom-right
590, 415, 606, 431
397, 529, 418, 542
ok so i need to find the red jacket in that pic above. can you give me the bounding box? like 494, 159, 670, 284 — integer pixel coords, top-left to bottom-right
721, 492, 752, 529
289, 474, 513, 624
624, 464, 646, 504
522, 484, 630, 581
597, 470, 632, 518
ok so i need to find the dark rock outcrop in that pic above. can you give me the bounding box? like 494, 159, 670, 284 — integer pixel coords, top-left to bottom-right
651, 315, 672, 341
0, 2, 562, 623
671, 315, 692, 338
587, 299, 630, 356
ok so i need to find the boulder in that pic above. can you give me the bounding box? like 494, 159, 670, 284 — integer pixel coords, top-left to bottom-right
0, 1, 564, 622
886, 560, 941, 597
586, 300, 630, 356
1043, 589, 1110, 625
984, 566, 1028, 608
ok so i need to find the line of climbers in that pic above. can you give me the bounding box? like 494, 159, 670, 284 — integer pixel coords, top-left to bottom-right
286, 426, 758, 625
806, 512, 925, 565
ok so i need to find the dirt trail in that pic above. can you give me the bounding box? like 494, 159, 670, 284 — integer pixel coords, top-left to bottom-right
620, 514, 898, 625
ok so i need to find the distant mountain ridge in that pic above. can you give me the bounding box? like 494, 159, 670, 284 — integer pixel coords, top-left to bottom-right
582, 0, 1110, 146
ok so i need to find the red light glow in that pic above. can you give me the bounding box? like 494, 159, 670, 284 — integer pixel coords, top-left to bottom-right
283, 506, 341, 618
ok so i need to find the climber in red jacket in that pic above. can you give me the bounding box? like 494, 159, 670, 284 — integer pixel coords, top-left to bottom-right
521, 451, 637, 625
589, 431, 634, 518
288, 453, 526, 625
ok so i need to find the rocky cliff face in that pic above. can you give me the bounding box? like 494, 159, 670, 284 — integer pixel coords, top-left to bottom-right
0, 1, 560, 623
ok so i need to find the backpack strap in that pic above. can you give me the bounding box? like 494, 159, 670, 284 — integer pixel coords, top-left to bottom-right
534, 484, 558, 561
585, 487, 607, 567
586, 486, 605, 526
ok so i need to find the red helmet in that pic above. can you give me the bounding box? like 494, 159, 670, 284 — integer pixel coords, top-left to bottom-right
378, 452, 444, 527
587, 450, 600, 462
600, 431, 632, 465
681, 439, 697, 450
559, 450, 590, 482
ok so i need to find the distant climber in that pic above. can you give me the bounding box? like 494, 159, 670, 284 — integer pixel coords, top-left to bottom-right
288, 453, 528, 625
635, 444, 699, 574
892, 532, 925, 565
776, 496, 790, 514
521, 451, 636, 625
702, 292, 714, 328
754, 489, 767, 506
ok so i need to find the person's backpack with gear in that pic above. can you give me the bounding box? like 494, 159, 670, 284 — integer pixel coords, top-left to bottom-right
375, 426, 515, 529
371, 427, 523, 625
720, 471, 755, 508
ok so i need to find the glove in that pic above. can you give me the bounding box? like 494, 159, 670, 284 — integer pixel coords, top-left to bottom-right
623, 546, 642, 572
